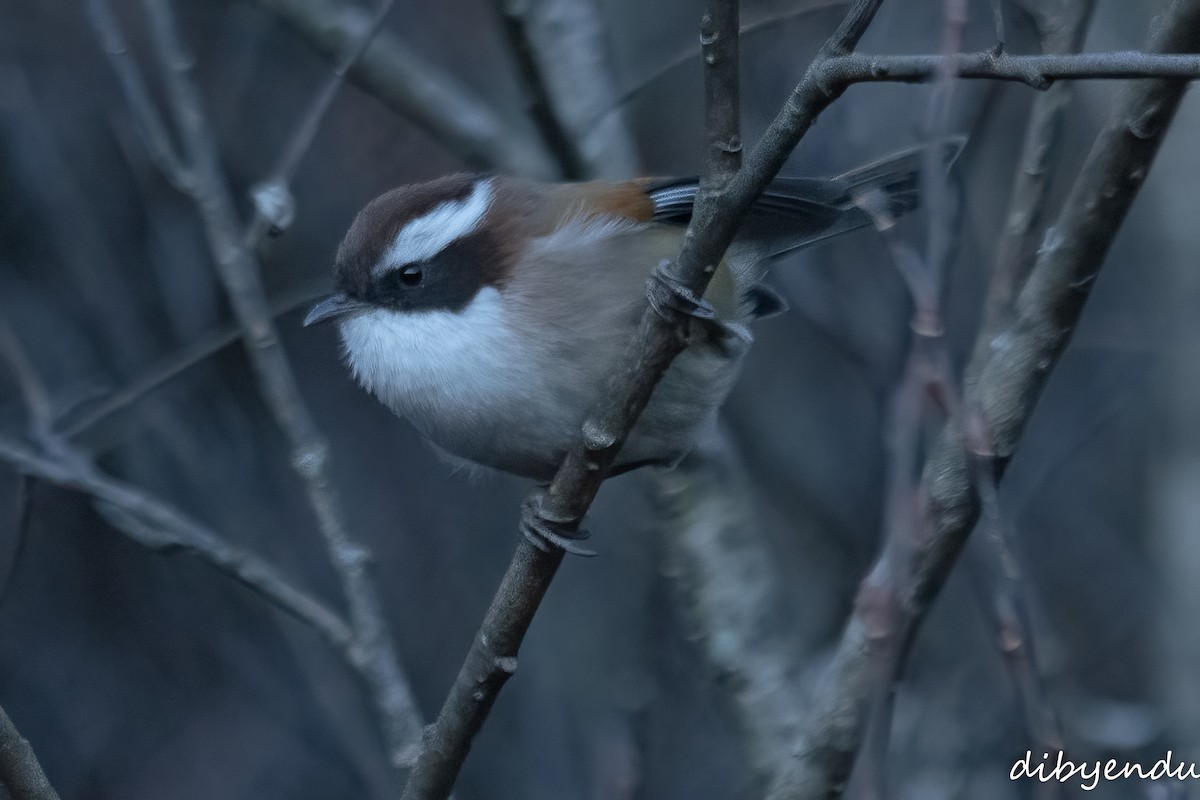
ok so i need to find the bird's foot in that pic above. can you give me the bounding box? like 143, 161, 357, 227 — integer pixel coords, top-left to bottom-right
646, 260, 717, 323
520, 489, 597, 557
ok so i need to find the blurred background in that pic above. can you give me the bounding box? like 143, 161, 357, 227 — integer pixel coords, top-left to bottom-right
1, 0, 1198, 797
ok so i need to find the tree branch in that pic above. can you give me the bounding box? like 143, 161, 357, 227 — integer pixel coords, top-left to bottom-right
652, 431, 812, 786
245, 0, 399, 241
399, 1, 888, 798
88, 0, 426, 767
966, 1, 1096, 786
771, 0, 1200, 796
972, 0, 1097, 360
0, 309, 357, 664
490, 0, 640, 180
0, 704, 60, 800
0, 435, 356, 652
250, 0, 556, 177
820, 50, 1200, 89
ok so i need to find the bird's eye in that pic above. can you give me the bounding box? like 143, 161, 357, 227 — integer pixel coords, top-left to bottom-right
399, 265, 423, 286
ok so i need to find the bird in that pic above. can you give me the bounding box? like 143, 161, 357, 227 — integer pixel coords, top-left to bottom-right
305, 142, 960, 487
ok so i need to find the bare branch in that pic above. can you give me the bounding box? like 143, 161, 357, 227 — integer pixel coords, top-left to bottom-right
964, 1, 1096, 784
87, 0, 426, 766
491, 0, 640, 179
0, 435, 356, 651
58, 282, 324, 438
652, 432, 811, 785
0, 316, 54, 448
702, 0, 742, 184
612, 1, 848, 113
820, 50, 1200, 89
0, 312, 357, 664
252, 0, 556, 178
84, 0, 193, 190
245, 0, 399, 241
972, 0, 1097, 358
0, 704, 60, 800
771, 0, 1200, 796
399, 2, 890, 797
490, 0, 584, 180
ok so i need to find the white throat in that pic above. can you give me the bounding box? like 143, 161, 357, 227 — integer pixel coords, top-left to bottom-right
337, 286, 530, 425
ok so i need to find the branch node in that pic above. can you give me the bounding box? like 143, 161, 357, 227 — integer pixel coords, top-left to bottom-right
249, 178, 297, 235
581, 419, 617, 452
291, 441, 330, 480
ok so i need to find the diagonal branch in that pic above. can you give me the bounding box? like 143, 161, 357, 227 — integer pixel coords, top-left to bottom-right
245, 0, 399, 242
251, 0, 556, 177
490, 0, 640, 180
0, 704, 60, 800
772, 1, 1200, 797
0, 313, 355, 672
972, 0, 1098, 363
0, 435, 355, 652
399, 2, 887, 798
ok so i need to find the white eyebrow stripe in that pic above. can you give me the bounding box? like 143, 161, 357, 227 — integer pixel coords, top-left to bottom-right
376, 178, 493, 275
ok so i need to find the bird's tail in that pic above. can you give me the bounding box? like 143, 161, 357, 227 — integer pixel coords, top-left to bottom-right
727, 136, 966, 288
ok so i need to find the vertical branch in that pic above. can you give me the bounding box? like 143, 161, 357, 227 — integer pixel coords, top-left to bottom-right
849, 4, 969, 796
967, 0, 1095, 784
771, 1, 1200, 797
491, 0, 641, 179
0, 704, 60, 800
653, 430, 813, 785
702, 0, 742, 186
971, 0, 1097, 361
89, 0, 426, 767
399, 2, 749, 797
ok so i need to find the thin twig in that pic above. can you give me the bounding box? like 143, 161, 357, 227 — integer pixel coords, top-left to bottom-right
58, 282, 326, 439
771, 1, 1200, 796
88, 0, 425, 767
0, 704, 60, 800
611, 1, 847, 113
85, 0, 193, 191
0, 315, 357, 664
0, 435, 355, 650
399, 2, 887, 798
251, 0, 556, 177
244, 0, 398, 242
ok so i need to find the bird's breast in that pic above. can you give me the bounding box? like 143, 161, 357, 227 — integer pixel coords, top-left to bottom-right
337, 287, 536, 429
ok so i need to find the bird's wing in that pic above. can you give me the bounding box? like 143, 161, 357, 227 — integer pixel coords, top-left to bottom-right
645, 137, 965, 258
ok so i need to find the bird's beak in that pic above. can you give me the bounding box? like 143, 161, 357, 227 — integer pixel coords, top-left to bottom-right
303, 293, 367, 326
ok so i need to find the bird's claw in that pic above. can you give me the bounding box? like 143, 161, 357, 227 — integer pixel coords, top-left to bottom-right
520, 491, 597, 557
647, 260, 717, 323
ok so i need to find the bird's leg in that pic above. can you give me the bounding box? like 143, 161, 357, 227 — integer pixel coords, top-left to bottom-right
646, 260, 717, 324
520, 488, 597, 557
